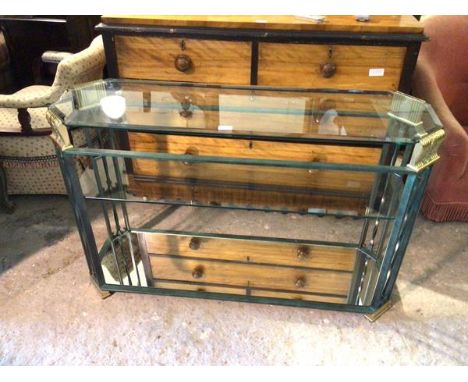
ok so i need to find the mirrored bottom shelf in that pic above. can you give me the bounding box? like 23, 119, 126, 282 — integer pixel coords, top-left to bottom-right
92, 203, 387, 308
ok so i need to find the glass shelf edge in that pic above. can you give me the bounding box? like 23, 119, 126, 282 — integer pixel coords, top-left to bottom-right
85, 195, 396, 221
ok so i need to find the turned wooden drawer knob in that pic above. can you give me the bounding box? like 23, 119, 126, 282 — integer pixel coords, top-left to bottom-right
295, 276, 306, 288
320, 62, 337, 78
182, 147, 198, 166
296, 246, 309, 260
189, 237, 201, 250
179, 96, 193, 118
192, 265, 204, 279
175, 54, 193, 72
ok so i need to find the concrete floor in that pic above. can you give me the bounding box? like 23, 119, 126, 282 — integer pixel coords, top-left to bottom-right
0, 195, 467, 365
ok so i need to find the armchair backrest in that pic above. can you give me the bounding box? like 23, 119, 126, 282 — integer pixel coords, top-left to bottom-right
0, 31, 10, 69
0, 30, 15, 93
49, 35, 105, 101
420, 16, 468, 125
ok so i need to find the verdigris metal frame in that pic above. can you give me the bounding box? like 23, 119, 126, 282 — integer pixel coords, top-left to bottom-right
46, 77, 445, 318
54, 138, 431, 316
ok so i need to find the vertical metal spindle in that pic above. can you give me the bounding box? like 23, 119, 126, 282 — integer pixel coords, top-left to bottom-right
108, 129, 142, 286
348, 206, 372, 305
370, 172, 417, 308
353, 152, 399, 305
381, 168, 431, 301
84, 129, 124, 285
401, 143, 415, 167
112, 235, 132, 285
96, 129, 122, 233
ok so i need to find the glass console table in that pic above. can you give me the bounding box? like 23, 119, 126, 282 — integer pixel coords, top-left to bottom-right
47, 79, 444, 319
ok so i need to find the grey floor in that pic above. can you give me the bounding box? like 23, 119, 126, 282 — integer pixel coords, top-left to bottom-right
0, 195, 467, 365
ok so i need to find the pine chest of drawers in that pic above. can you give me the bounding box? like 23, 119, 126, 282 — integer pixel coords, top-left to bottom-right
98, 15, 424, 91
97, 16, 425, 210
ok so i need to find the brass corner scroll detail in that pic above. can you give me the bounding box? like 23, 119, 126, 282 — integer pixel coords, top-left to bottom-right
46, 109, 73, 151
407, 129, 445, 172
387, 91, 426, 132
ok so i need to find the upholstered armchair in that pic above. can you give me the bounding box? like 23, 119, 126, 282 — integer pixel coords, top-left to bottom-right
412, 16, 468, 222
0, 35, 105, 212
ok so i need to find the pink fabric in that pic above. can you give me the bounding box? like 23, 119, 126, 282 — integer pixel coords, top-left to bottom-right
419, 16, 468, 126
412, 16, 468, 222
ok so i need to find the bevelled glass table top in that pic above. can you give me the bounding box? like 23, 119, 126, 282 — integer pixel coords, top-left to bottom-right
50, 79, 442, 145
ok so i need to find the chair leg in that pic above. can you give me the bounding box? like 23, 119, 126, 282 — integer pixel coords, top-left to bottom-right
0, 167, 15, 213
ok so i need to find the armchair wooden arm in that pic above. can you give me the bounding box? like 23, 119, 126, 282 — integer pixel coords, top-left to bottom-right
0, 86, 55, 108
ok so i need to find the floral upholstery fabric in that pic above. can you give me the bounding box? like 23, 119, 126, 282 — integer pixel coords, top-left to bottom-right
5, 164, 68, 194
0, 128, 87, 160
0, 129, 89, 195
0, 35, 105, 196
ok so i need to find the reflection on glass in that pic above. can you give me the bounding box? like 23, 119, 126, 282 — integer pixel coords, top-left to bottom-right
218, 94, 307, 134
100, 95, 127, 120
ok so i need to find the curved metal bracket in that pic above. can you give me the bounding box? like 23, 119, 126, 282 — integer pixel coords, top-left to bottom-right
46, 109, 73, 151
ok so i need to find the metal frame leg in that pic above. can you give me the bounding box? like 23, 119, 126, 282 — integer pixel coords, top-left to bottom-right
365, 298, 394, 322
59, 152, 106, 288
371, 172, 418, 308
380, 169, 431, 302
90, 275, 113, 299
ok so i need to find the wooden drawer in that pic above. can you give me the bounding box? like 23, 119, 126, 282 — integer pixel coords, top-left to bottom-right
152, 281, 348, 304
128, 133, 379, 194
142, 233, 357, 271
139, 233, 356, 301
146, 255, 353, 297
132, 160, 375, 193
128, 134, 381, 165
127, 176, 370, 213
114, 36, 252, 84
258, 43, 406, 90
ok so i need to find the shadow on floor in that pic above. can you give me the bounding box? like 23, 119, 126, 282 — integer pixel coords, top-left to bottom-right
0, 195, 101, 275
